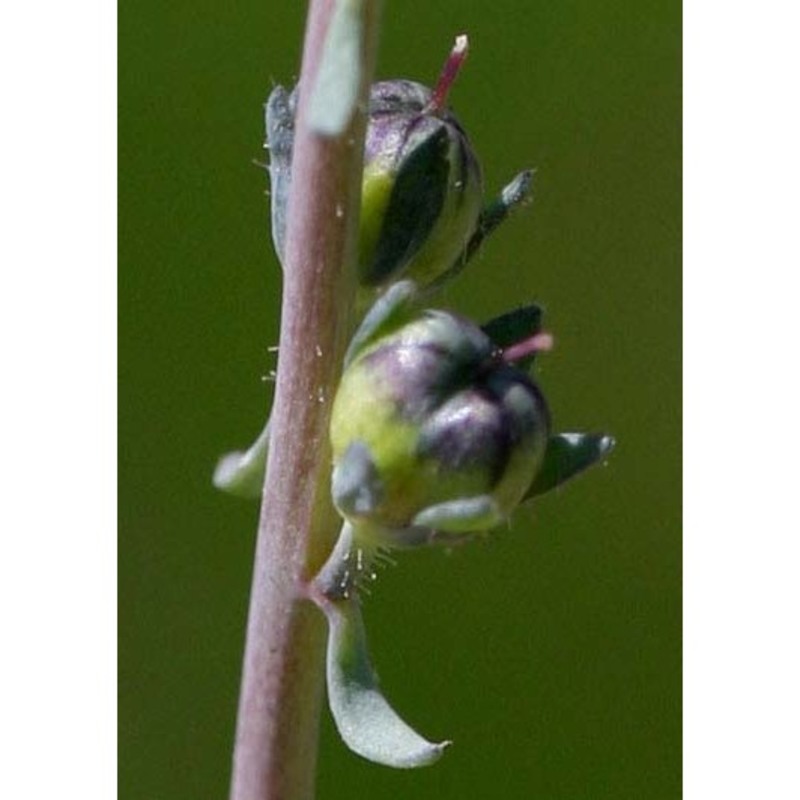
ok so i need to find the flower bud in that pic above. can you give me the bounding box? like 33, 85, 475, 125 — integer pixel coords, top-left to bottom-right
356, 78, 482, 305
330, 300, 551, 535
265, 36, 483, 307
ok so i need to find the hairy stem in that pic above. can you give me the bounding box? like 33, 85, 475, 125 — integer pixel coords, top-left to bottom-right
229, 2, 381, 799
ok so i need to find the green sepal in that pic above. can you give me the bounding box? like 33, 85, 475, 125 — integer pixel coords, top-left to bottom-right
411, 495, 503, 533
332, 441, 384, 518
473, 169, 534, 251
360, 127, 450, 287
482, 304, 544, 371
524, 432, 615, 499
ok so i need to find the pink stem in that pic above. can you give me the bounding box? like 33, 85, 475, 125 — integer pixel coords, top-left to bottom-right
228, 3, 381, 799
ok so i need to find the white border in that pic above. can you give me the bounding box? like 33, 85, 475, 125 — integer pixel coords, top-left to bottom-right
3, 1, 800, 798
684, 2, 799, 797
0, 3, 117, 797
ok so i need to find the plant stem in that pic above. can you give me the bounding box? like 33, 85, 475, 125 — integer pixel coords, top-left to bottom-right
229, 3, 381, 799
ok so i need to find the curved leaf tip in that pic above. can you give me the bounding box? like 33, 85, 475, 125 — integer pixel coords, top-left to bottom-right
211, 421, 270, 498
325, 598, 450, 768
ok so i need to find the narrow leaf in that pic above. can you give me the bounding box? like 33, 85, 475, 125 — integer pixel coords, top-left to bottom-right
265, 86, 296, 265
325, 597, 450, 768
308, 0, 365, 136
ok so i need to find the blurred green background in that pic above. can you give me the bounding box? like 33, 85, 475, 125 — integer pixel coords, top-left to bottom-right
120, 1, 680, 798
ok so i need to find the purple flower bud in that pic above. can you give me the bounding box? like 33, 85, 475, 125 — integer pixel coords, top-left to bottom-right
330, 300, 551, 533
357, 53, 483, 300
266, 37, 484, 306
